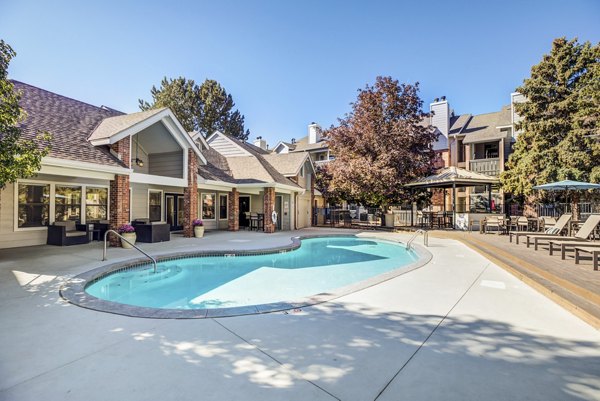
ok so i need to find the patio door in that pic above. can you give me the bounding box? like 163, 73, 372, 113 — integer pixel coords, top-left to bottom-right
165, 193, 184, 231
239, 196, 250, 228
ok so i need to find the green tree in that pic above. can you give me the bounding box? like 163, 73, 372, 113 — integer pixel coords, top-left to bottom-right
139, 77, 249, 140
318, 76, 437, 210
0, 40, 51, 189
501, 38, 600, 213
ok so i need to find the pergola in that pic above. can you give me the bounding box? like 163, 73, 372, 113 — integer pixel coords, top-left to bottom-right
405, 166, 500, 227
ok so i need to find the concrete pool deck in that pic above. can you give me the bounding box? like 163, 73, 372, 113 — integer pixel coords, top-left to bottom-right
1, 228, 599, 400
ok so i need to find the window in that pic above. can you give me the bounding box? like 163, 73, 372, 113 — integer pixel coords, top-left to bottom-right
148, 190, 162, 222
18, 183, 50, 227
55, 186, 82, 222
219, 194, 228, 219
201, 193, 216, 220
86, 187, 108, 222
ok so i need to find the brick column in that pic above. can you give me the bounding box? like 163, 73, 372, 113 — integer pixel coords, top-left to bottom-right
183, 149, 199, 238
228, 188, 239, 231
109, 137, 131, 246
263, 187, 275, 233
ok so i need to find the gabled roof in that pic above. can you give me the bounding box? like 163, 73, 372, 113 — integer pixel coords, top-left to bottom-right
202, 132, 302, 189
460, 106, 512, 144
262, 152, 312, 176
12, 81, 126, 168
288, 135, 329, 152
88, 108, 167, 142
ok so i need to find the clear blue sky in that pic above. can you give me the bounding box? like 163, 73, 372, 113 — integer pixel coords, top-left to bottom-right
1, 0, 599, 145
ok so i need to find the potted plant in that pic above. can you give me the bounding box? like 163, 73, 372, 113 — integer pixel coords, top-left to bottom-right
192, 218, 204, 238
118, 224, 136, 248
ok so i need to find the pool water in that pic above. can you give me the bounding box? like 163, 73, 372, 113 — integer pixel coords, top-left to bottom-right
86, 237, 417, 309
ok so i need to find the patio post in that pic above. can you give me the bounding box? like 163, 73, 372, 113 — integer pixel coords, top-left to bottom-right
488, 184, 492, 213
183, 149, 199, 238
452, 182, 456, 228
108, 136, 131, 247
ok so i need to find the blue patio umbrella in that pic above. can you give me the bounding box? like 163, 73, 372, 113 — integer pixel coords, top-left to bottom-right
533, 180, 600, 218
533, 180, 600, 191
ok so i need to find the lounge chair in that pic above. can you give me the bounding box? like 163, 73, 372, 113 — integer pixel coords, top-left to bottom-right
574, 246, 600, 271
47, 220, 90, 246
530, 214, 600, 251
510, 214, 571, 244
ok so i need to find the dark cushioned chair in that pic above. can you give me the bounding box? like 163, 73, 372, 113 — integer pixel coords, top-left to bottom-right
132, 220, 170, 243
47, 221, 90, 246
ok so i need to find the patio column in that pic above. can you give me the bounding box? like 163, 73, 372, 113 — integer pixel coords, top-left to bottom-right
109, 136, 131, 247
452, 182, 456, 228
228, 188, 239, 231
183, 149, 198, 238
263, 187, 275, 233
488, 184, 493, 213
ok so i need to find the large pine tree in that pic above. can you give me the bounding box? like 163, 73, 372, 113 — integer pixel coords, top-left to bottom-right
318, 76, 437, 208
139, 77, 249, 140
501, 38, 600, 203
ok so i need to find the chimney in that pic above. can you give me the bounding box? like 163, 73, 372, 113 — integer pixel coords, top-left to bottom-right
511, 92, 526, 139
253, 136, 268, 150
308, 122, 321, 144
430, 97, 450, 138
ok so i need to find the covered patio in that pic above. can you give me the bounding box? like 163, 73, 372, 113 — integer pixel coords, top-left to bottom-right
405, 167, 501, 229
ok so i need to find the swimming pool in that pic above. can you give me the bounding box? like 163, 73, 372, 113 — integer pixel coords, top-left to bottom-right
62, 235, 430, 318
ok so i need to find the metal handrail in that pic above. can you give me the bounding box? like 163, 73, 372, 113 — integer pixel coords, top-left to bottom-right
406, 229, 428, 250
103, 230, 158, 273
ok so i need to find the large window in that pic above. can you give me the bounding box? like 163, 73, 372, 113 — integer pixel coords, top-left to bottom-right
18, 184, 50, 227
148, 190, 163, 222
219, 194, 228, 219
201, 193, 216, 220
55, 186, 82, 222
86, 187, 108, 222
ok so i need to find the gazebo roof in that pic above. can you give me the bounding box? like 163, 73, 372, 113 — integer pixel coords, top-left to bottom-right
405, 166, 500, 189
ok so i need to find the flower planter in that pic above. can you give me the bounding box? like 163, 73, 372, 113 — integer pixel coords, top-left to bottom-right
194, 226, 205, 238
121, 232, 137, 249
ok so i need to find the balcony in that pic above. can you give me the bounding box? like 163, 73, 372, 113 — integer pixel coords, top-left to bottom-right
314, 159, 331, 167
469, 158, 500, 177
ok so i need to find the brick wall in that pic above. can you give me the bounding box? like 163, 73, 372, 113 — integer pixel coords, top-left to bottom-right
228, 188, 239, 231
263, 187, 275, 233
109, 137, 131, 246
310, 173, 315, 227
183, 149, 198, 238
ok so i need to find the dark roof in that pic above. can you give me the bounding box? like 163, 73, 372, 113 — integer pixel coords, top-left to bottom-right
12, 81, 126, 167
462, 106, 512, 144
198, 148, 237, 183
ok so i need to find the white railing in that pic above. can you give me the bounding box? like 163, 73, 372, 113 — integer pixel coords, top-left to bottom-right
469, 158, 500, 176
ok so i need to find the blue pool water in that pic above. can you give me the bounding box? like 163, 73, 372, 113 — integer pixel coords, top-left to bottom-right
86, 237, 417, 309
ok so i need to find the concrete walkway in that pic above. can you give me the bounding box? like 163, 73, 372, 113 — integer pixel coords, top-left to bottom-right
1, 228, 599, 401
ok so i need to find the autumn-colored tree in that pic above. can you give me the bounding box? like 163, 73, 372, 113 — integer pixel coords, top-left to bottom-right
318, 76, 437, 209
139, 77, 250, 140
0, 40, 51, 189
501, 38, 600, 214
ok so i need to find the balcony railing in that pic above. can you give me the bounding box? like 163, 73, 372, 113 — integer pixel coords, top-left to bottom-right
469, 158, 500, 176
314, 159, 331, 167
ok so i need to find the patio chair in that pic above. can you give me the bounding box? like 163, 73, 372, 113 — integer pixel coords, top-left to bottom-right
131, 220, 170, 243
510, 214, 571, 244
47, 220, 90, 246
484, 216, 505, 234
517, 216, 529, 231
529, 214, 600, 251
507, 216, 519, 233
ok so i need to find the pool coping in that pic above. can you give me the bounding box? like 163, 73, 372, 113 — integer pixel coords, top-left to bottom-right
59, 234, 433, 319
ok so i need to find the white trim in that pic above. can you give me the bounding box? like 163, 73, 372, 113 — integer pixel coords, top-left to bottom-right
14, 179, 110, 231
89, 109, 206, 164
130, 173, 187, 187
219, 193, 228, 220
206, 131, 252, 157
42, 157, 130, 175
197, 179, 235, 191
200, 192, 217, 221
147, 189, 164, 222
